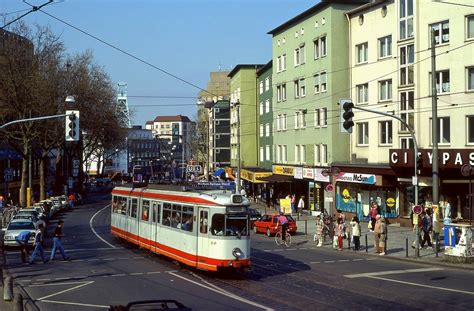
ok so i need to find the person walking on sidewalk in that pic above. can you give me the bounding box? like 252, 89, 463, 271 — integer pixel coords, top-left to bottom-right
350, 216, 361, 251
373, 215, 382, 253
314, 214, 324, 247
379, 217, 387, 255
369, 202, 378, 232
297, 196, 305, 215
68, 192, 76, 209
15, 231, 32, 263
29, 223, 48, 264
335, 218, 344, 251
291, 194, 296, 214
420, 209, 433, 248
50, 220, 70, 261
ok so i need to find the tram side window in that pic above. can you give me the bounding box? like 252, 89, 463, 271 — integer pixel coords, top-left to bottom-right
211, 214, 225, 236
152, 202, 161, 223
141, 200, 150, 222
172, 204, 182, 228
112, 196, 119, 213
181, 205, 194, 232
129, 198, 138, 218
200, 211, 208, 234
162, 203, 172, 226
112, 196, 127, 215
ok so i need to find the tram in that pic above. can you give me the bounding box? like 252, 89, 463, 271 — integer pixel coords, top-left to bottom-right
111, 183, 251, 271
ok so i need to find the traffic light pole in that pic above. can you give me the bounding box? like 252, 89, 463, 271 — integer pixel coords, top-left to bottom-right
352, 105, 421, 256
0, 113, 74, 130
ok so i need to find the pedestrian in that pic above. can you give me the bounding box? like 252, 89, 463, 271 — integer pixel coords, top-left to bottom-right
68, 192, 76, 209
420, 208, 433, 248
373, 215, 382, 253
50, 220, 70, 261
297, 195, 305, 215
15, 230, 32, 263
350, 216, 361, 251
291, 194, 296, 214
314, 214, 324, 247
29, 223, 48, 264
335, 218, 344, 251
338, 210, 347, 237
379, 216, 387, 255
369, 202, 378, 232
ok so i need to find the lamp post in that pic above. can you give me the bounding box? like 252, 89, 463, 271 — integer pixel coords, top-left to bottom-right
231, 100, 241, 193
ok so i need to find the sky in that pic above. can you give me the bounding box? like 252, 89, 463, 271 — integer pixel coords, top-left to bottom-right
2, 0, 320, 126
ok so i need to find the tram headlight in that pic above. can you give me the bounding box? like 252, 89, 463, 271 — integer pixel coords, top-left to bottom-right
232, 247, 243, 259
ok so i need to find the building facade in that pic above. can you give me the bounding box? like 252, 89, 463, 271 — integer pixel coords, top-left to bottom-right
257, 61, 274, 170
209, 99, 231, 170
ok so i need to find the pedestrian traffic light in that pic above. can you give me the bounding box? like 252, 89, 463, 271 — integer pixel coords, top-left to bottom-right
416, 155, 422, 172
65, 110, 80, 142
339, 99, 354, 133
406, 186, 414, 203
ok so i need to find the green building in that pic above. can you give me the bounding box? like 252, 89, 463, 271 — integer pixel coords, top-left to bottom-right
256, 61, 273, 170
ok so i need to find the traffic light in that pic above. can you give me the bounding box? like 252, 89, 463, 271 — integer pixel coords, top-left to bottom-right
416, 155, 423, 172
65, 110, 80, 142
406, 186, 414, 203
339, 99, 354, 133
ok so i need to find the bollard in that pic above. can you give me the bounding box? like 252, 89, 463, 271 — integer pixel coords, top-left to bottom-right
405, 237, 409, 257
347, 235, 351, 250
304, 219, 307, 235
13, 293, 23, 311
365, 234, 368, 253
4, 275, 13, 301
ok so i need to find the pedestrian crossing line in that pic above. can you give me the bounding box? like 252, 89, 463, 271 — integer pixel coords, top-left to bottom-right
300, 248, 308, 250
323, 260, 335, 263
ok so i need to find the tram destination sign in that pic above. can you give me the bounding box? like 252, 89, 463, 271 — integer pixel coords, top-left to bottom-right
389, 149, 474, 169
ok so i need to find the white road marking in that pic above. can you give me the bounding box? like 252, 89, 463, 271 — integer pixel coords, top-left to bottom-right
55, 277, 71, 281
147, 271, 162, 274
169, 271, 273, 311
310, 261, 320, 264
90, 204, 116, 248
286, 248, 297, 251
338, 260, 350, 262
353, 259, 363, 261
130, 272, 143, 275
324, 260, 335, 263
37, 281, 94, 301
368, 276, 474, 295
111, 274, 126, 277
344, 267, 444, 278
66, 247, 122, 252
37, 279, 50, 281
40, 299, 109, 308
29, 281, 92, 288
103, 258, 115, 261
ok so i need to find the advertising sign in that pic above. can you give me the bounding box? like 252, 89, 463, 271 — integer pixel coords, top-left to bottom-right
335, 172, 376, 185
294, 167, 303, 179
303, 168, 314, 179
279, 198, 292, 214
273, 165, 295, 176
314, 168, 330, 182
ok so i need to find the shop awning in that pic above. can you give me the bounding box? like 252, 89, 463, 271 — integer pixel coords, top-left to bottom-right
257, 174, 294, 183
241, 167, 272, 183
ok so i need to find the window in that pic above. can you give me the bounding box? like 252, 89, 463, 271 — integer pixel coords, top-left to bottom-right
313, 35, 327, 59
430, 117, 450, 144
321, 144, 327, 165
431, 70, 450, 94
300, 78, 306, 97
430, 21, 449, 45
467, 116, 474, 144
468, 67, 474, 91
400, 91, 414, 131
357, 122, 369, 145
468, 15, 474, 39
276, 145, 281, 162
277, 56, 282, 72
314, 39, 320, 59
295, 110, 306, 129
265, 145, 271, 161
400, 0, 414, 40
277, 85, 282, 102
356, 42, 368, 64
357, 83, 369, 104
320, 72, 327, 92
200, 210, 208, 234
314, 144, 320, 165
294, 44, 305, 66
282, 145, 288, 163
400, 137, 414, 149
379, 121, 393, 145
265, 99, 270, 113
400, 44, 414, 85
314, 109, 320, 127
379, 80, 392, 101
379, 35, 392, 58
320, 36, 327, 56
259, 124, 264, 137
259, 81, 264, 94
282, 84, 287, 100
141, 200, 150, 221
314, 73, 320, 93
295, 145, 300, 164
282, 54, 287, 70
300, 145, 306, 163
259, 102, 263, 115
294, 80, 300, 98
265, 77, 270, 91
265, 123, 270, 137
321, 107, 327, 126
162, 203, 172, 226
129, 198, 138, 218
260, 147, 264, 162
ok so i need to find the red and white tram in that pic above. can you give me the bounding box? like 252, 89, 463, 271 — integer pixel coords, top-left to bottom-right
111, 184, 251, 271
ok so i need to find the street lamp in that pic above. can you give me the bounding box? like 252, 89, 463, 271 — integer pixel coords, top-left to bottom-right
231, 99, 241, 193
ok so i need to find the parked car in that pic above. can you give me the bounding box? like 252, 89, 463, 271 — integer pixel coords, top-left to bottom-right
13, 209, 39, 223
2, 219, 36, 247
33, 204, 48, 221
38, 200, 54, 217
50, 197, 66, 211
249, 208, 262, 228
253, 214, 297, 237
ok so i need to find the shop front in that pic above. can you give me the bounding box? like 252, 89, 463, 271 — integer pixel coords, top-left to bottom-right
239, 167, 272, 202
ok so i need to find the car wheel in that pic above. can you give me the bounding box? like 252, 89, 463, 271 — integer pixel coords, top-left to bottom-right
253, 226, 258, 234
266, 228, 271, 237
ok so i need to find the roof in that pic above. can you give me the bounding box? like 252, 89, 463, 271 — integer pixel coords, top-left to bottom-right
153, 115, 192, 122
256, 60, 273, 77
145, 120, 154, 125
346, 0, 390, 16
228, 64, 264, 78
267, 0, 369, 36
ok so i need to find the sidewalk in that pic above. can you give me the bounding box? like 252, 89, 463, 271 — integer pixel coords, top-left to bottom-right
250, 201, 473, 270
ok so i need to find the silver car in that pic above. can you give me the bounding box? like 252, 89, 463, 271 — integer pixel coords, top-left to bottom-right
3, 219, 36, 247
14, 209, 39, 223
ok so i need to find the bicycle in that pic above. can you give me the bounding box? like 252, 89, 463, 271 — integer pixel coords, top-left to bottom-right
275, 228, 292, 247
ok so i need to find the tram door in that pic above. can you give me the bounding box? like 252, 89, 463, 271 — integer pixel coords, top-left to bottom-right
152, 201, 161, 253
197, 208, 209, 259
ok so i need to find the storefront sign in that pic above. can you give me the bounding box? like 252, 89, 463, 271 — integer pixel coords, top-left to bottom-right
294, 167, 303, 179
303, 168, 314, 179
273, 165, 295, 176
240, 169, 272, 183
314, 168, 330, 182
390, 149, 474, 168
386, 197, 396, 208
280, 198, 292, 214
335, 172, 376, 184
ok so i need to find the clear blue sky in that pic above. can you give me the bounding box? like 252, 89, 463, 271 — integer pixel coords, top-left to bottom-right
3, 0, 319, 126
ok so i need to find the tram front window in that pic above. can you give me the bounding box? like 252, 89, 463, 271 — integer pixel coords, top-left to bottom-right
211, 213, 249, 237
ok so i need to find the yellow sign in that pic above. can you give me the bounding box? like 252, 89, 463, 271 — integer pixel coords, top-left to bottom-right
279, 198, 292, 214
413, 214, 418, 225
342, 188, 351, 203
386, 197, 395, 208
240, 169, 271, 183
273, 165, 295, 176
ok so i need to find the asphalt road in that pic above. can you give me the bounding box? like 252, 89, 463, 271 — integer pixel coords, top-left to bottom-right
4, 198, 474, 311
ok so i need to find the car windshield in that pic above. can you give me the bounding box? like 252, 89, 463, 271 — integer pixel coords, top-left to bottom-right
8, 222, 35, 230
210, 213, 249, 237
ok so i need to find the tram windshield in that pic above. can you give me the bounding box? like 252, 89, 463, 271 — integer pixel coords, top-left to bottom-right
210, 211, 249, 237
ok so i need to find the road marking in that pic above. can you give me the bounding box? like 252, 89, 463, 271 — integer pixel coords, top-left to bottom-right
55, 277, 70, 281
324, 260, 335, 263
88, 259, 100, 261
37, 281, 94, 301
338, 260, 350, 262
29, 281, 92, 288
310, 261, 320, 264
286, 248, 297, 251
169, 271, 273, 311
104, 258, 115, 261
130, 272, 143, 275
111, 274, 126, 277
147, 271, 162, 274
300, 247, 308, 250
66, 247, 123, 252
90, 204, 116, 248
72, 259, 84, 262
353, 259, 363, 261
368, 276, 474, 295
40, 299, 109, 308
344, 267, 444, 278
274, 249, 283, 252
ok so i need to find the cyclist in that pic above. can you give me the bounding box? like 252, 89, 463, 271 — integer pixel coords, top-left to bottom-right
278, 212, 288, 241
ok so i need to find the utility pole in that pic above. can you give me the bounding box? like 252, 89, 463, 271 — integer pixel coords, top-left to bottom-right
431, 29, 439, 206
233, 100, 241, 193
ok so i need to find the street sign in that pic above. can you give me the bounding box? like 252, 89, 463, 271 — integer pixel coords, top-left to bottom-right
4, 168, 14, 182
186, 165, 202, 173
325, 184, 334, 192
412, 204, 423, 215
68, 177, 74, 189
73, 159, 80, 169
72, 168, 79, 177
